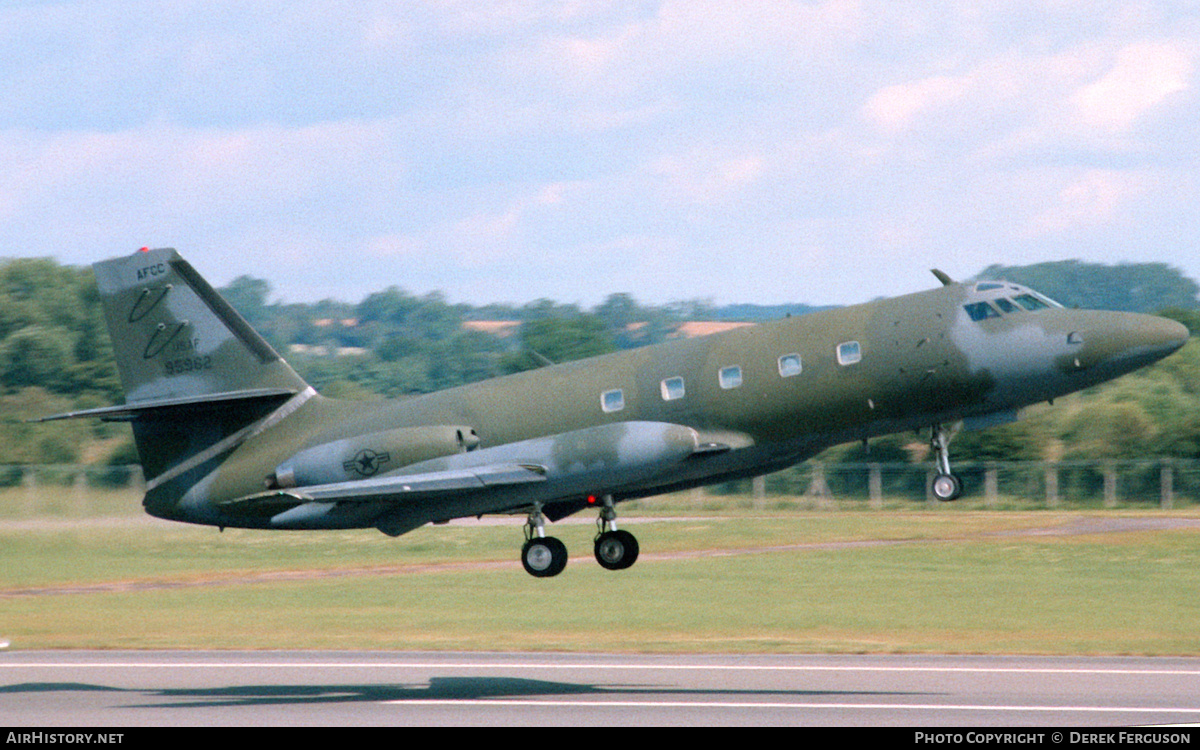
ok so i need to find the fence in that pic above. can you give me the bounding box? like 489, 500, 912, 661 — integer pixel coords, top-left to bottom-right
718, 459, 1200, 510
0, 464, 145, 519
3, 460, 1200, 518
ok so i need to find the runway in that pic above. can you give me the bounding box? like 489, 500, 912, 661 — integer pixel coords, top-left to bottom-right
3, 651, 1200, 727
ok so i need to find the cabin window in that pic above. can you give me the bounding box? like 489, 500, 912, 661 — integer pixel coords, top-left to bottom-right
719, 365, 743, 389
777, 354, 802, 378
661, 376, 686, 401
601, 389, 625, 413
964, 302, 1001, 322
837, 341, 862, 365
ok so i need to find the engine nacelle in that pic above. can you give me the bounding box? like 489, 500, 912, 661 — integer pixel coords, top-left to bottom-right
268, 425, 479, 489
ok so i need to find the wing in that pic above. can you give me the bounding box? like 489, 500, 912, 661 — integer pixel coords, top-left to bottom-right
219, 462, 547, 509
213, 462, 548, 537
214, 421, 744, 536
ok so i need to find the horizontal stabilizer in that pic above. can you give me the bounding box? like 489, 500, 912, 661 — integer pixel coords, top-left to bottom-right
35, 388, 299, 423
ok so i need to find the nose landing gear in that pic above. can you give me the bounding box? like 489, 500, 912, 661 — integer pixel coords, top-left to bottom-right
931, 423, 963, 502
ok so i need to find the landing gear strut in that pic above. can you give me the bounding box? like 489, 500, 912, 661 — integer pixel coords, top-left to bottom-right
521, 504, 567, 578
931, 423, 963, 502
594, 495, 639, 571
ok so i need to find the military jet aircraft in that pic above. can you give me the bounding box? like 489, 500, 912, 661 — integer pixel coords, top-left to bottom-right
43, 248, 1189, 577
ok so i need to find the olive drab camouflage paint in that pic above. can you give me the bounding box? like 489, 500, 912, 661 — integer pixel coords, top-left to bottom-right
43, 248, 1190, 577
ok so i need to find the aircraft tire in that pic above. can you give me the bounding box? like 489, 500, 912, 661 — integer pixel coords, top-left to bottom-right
522, 536, 567, 577
594, 530, 639, 571
932, 473, 963, 502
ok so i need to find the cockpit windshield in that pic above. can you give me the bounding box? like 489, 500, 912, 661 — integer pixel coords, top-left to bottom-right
1011, 293, 1052, 311
964, 301, 1001, 322
963, 282, 1061, 322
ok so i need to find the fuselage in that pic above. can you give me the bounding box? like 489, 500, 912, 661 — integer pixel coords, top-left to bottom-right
165, 277, 1188, 532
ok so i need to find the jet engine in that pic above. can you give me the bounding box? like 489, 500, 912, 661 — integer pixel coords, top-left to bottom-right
267, 425, 480, 489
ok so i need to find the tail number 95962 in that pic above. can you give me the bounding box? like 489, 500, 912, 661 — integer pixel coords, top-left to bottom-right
164, 356, 214, 376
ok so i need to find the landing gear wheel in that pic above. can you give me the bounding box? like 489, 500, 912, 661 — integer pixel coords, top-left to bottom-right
932, 472, 962, 502
594, 529, 639, 571
930, 423, 963, 502
522, 536, 567, 578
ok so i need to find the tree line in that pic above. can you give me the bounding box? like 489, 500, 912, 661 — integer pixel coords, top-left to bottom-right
1, 256, 1198, 466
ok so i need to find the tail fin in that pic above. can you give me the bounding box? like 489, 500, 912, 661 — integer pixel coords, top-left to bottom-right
93, 247, 307, 405
46, 248, 313, 489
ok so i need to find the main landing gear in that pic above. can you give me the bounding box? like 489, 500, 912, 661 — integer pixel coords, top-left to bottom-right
593, 495, 639, 571
521, 505, 567, 578
930, 423, 963, 502
519, 496, 640, 578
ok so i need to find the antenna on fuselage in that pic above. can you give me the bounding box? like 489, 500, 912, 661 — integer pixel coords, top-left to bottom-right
931, 269, 954, 286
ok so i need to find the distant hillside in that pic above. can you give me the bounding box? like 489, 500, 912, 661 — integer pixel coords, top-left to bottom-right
974, 260, 1200, 313
709, 303, 836, 321
724, 260, 1200, 319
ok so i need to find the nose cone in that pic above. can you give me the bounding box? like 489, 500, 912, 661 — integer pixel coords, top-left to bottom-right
1067, 313, 1189, 376
1140, 315, 1190, 354
1116, 314, 1190, 362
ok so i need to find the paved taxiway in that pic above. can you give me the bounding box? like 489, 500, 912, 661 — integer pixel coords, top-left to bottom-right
3, 651, 1200, 726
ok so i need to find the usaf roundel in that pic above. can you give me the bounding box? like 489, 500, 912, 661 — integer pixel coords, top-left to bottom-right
344, 449, 391, 477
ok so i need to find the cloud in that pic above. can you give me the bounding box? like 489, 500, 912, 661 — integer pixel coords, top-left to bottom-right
3, 2, 1200, 308
1029, 168, 1154, 235
366, 180, 574, 268
648, 150, 765, 206
862, 75, 975, 134
1070, 40, 1192, 134
0, 119, 407, 270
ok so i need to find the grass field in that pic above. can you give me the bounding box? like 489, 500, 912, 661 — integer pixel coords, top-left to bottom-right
3, 487, 1200, 654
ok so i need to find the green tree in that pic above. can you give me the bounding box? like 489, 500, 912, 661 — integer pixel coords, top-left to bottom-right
594, 292, 681, 348
506, 315, 615, 372
953, 419, 1049, 462
0, 326, 72, 391
1159, 307, 1200, 336
975, 260, 1200, 312
219, 276, 272, 325
1062, 401, 1156, 460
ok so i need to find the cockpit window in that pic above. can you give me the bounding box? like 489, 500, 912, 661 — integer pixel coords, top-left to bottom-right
963, 302, 1001, 322
1013, 294, 1051, 312
995, 298, 1019, 314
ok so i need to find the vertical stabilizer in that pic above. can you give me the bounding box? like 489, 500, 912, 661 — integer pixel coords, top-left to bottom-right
90, 248, 313, 486
93, 247, 308, 404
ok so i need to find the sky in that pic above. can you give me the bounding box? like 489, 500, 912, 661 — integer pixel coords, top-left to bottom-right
2, 1, 1198, 308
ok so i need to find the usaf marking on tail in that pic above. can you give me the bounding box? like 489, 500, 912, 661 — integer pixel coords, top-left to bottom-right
43, 248, 1189, 577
